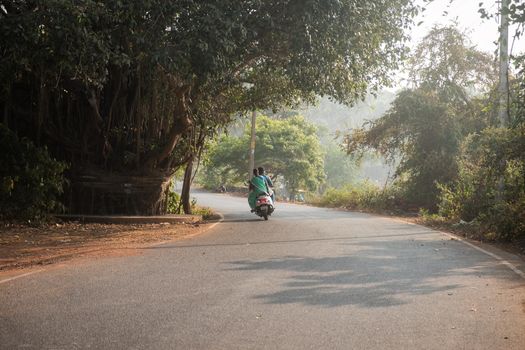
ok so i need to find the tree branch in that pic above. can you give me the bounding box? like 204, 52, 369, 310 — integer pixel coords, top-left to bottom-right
143, 85, 193, 169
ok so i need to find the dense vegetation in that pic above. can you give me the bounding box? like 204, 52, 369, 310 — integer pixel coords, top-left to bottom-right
320, 24, 525, 242
344, 25, 497, 208
436, 126, 525, 240
0, 0, 419, 216
0, 124, 67, 221
199, 115, 325, 199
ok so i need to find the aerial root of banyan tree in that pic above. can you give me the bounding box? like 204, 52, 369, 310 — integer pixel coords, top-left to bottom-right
67, 169, 173, 216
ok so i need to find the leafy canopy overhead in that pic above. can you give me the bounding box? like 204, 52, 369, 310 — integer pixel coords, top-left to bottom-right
1, 0, 419, 108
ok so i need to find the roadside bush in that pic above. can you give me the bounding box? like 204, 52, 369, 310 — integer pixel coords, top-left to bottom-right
166, 191, 182, 214
0, 124, 67, 221
311, 181, 409, 213
437, 127, 525, 241
167, 191, 214, 219
191, 206, 216, 220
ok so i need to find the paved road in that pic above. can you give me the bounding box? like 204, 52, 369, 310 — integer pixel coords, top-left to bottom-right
1, 192, 524, 349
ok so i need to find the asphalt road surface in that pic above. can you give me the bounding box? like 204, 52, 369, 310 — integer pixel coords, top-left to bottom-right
1, 192, 524, 350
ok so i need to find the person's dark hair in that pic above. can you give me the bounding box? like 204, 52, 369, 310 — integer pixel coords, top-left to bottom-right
253, 168, 258, 176
257, 167, 264, 175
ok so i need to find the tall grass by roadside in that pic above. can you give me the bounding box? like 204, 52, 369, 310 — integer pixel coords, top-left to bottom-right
308, 182, 410, 214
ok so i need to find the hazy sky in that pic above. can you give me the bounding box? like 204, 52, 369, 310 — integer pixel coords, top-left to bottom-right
383, 0, 524, 89
412, 0, 524, 55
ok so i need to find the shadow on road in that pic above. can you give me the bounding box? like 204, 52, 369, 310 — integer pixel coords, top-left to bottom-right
226, 238, 515, 309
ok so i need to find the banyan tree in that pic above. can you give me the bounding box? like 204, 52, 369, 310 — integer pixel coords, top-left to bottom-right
1, 1, 418, 215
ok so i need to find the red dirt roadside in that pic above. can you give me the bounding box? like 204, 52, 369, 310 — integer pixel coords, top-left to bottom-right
0, 220, 212, 278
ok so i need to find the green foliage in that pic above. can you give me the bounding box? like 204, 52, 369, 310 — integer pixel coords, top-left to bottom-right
311, 182, 406, 213
0, 124, 67, 221
322, 141, 359, 189
198, 136, 248, 189
345, 89, 463, 208
199, 115, 325, 195
408, 25, 496, 103
479, 0, 525, 27
0, 0, 419, 144
166, 190, 214, 219
343, 25, 495, 209
191, 206, 216, 221
437, 127, 525, 241
512, 54, 525, 126
253, 116, 325, 195
166, 191, 182, 215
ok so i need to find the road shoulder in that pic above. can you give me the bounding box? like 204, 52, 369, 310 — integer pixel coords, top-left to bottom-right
0, 218, 222, 282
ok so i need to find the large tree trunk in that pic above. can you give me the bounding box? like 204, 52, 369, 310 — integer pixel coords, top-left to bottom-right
68, 168, 172, 215
5, 60, 199, 216
181, 156, 194, 214
64, 76, 193, 215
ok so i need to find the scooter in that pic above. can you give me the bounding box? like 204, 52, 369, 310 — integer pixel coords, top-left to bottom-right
254, 193, 274, 220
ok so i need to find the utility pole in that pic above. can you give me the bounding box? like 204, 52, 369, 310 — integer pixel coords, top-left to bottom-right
248, 110, 256, 180
498, 0, 509, 127
497, 0, 510, 201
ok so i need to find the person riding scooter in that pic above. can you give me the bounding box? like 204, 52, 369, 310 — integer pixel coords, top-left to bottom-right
258, 167, 275, 204
248, 168, 270, 212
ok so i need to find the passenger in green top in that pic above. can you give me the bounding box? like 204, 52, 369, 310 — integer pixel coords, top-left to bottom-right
248, 168, 269, 210
258, 167, 275, 203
